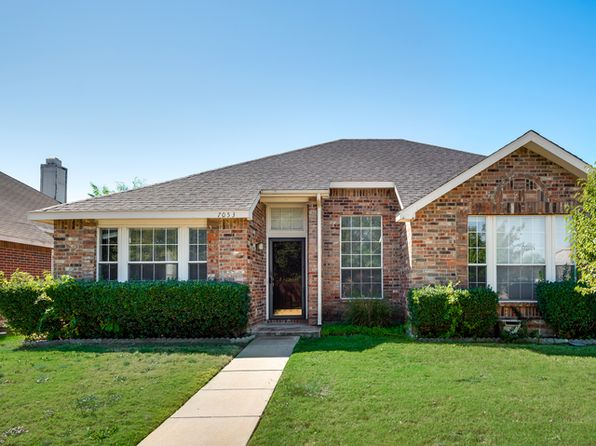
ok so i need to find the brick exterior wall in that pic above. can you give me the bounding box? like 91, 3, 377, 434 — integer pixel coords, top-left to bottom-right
207, 203, 267, 325
320, 188, 408, 322
247, 203, 267, 325
0, 240, 52, 277
53, 219, 97, 279
408, 146, 581, 334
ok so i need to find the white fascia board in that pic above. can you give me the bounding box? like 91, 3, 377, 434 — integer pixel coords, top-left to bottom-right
329, 181, 396, 189
29, 209, 251, 222
260, 189, 329, 196
396, 130, 592, 221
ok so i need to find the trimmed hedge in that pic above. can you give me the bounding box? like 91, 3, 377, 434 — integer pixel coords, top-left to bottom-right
0, 274, 250, 339
0, 271, 55, 336
408, 284, 498, 338
536, 281, 596, 338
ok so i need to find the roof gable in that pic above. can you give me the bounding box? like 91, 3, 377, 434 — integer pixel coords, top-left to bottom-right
396, 130, 592, 221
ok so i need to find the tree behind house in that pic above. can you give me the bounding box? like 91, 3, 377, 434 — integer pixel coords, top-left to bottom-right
569, 163, 596, 293
88, 177, 146, 197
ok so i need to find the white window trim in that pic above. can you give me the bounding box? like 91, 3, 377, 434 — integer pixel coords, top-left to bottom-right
96, 222, 207, 282
187, 228, 208, 280
266, 203, 308, 238
97, 228, 119, 281
476, 215, 568, 303
339, 214, 384, 300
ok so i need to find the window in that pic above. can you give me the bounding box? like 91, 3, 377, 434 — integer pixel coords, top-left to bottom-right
189, 228, 207, 280
270, 207, 304, 231
98, 228, 118, 281
128, 228, 178, 280
340, 216, 382, 298
467, 216, 487, 288
554, 215, 576, 281
496, 216, 545, 300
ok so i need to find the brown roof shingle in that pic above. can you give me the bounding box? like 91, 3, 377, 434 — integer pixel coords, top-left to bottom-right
33, 139, 486, 215
0, 171, 58, 247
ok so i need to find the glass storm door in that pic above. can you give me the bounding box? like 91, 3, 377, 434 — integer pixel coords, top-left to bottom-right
269, 238, 305, 318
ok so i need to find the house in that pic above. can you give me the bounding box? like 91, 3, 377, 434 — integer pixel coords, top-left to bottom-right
29, 131, 591, 333
0, 171, 59, 276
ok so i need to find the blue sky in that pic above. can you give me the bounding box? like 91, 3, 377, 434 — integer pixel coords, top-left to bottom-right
1, 0, 595, 201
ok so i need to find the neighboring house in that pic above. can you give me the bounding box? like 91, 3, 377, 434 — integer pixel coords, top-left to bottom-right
29, 131, 591, 333
0, 171, 58, 276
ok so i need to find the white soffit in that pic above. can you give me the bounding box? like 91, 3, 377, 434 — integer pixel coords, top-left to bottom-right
396, 130, 592, 221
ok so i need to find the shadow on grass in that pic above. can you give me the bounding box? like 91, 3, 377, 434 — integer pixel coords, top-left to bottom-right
0, 334, 242, 357
296, 332, 596, 358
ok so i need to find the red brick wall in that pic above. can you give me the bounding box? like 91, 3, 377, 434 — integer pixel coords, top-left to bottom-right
0, 240, 52, 277
409, 146, 580, 289
321, 188, 408, 322
247, 203, 267, 325
53, 220, 97, 279
207, 207, 267, 325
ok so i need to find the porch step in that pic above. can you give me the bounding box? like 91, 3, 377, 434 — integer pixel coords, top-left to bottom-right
251, 323, 321, 338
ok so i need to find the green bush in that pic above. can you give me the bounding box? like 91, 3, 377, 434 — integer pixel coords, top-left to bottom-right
408, 284, 498, 338
0, 275, 250, 339
0, 271, 56, 336
458, 287, 499, 337
43, 280, 250, 339
536, 281, 596, 338
345, 299, 394, 327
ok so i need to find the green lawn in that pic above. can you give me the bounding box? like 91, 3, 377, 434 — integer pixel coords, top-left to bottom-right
0, 335, 241, 445
251, 335, 596, 446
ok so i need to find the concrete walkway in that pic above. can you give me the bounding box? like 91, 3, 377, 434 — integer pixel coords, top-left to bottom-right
139, 336, 299, 446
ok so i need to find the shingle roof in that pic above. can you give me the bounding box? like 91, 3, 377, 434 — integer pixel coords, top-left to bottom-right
0, 171, 58, 247
33, 139, 486, 215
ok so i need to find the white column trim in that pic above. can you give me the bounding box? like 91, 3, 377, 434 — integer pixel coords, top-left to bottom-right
178, 227, 189, 281
486, 216, 497, 291
317, 193, 323, 326
545, 216, 555, 282
119, 227, 128, 281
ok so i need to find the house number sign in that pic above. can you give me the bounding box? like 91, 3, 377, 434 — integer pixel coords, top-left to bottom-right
217, 211, 236, 218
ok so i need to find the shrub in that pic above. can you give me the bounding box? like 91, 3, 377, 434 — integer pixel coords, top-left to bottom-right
536, 281, 596, 338
407, 284, 460, 337
345, 299, 394, 327
408, 284, 498, 338
0, 271, 55, 336
458, 287, 499, 337
43, 280, 250, 339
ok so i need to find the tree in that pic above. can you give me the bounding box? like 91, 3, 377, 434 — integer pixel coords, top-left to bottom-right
569, 164, 596, 293
88, 177, 146, 197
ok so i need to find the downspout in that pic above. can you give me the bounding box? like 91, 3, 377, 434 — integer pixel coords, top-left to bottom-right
317, 193, 322, 326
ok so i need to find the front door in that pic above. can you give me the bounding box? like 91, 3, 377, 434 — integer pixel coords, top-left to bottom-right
269, 238, 305, 318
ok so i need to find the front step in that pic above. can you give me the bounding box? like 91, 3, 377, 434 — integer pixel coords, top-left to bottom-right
251, 323, 321, 338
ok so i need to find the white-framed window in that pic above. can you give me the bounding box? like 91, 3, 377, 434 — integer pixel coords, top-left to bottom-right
468, 215, 574, 301
553, 215, 576, 281
496, 216, 545, 300
98, 228, 118, 281
189, 228, 207, 280
128, 228, 178, 280
340, 215, 383, 299
270, 207, 305, 231
467, 216, 487, 288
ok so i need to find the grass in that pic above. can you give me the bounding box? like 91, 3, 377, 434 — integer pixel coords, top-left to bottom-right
0, 334, 241, 445
250, 333, 596, 446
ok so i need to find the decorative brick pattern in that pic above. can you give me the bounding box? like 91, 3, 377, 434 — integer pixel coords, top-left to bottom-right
0, 240, 52, 277
53, 219, 97, 279
409, 147, 581, 288
320, 188, 408, 322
